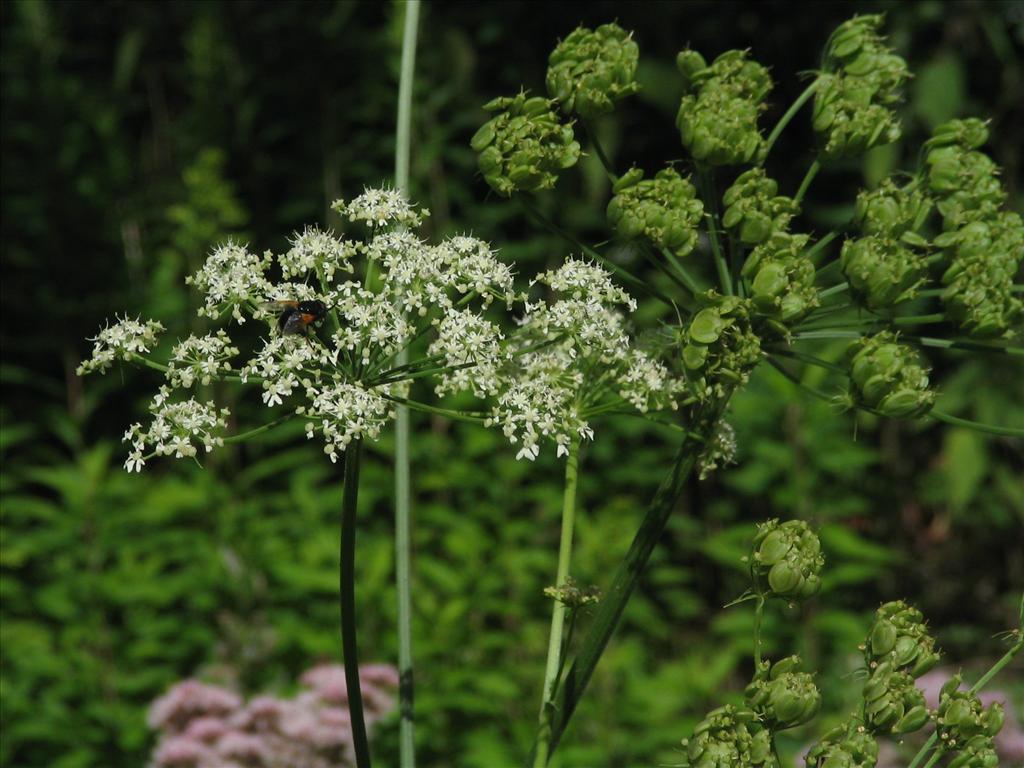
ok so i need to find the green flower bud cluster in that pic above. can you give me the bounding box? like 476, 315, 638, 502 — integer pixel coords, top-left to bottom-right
676, 49, 772, 166
936, 214, 1023, 339
934, 677, 1004, 768
606, 167, 704, 257
846, 332, 935, 418
863, 600, 941, 677
744, 656, 822, 730
546, 23, 639, 119
805, 721, 878, 768
853, 178, 931, 244
680, 294, 762, 402
470, 93, 581, 197
813, 15, 909, 158
742, 233, 819, 324
749, 518, 824, 601
861, 661, 929, 734
840, 235, 928, 309
678, 705, 772, 768
925, 119, 1005, 231
722, 168, 800, 246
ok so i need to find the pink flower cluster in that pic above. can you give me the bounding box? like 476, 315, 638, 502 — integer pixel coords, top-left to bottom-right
147, 664, 399, 768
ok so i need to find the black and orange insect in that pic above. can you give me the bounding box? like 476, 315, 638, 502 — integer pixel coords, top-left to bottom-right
261, 300, 328, 336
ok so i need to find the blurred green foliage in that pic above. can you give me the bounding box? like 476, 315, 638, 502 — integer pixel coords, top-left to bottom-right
1, 2, 1022, 767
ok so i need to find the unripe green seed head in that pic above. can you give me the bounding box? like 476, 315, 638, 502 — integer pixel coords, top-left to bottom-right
846, 333, 935, 418
681, 293, 762, 402
678, 705, 773, 767
742, 233, 819, 324
606, 166, 703, 258
547, 23, 640, 119
750, 519, 824, 601
805, 720, 879, 768
840, 235, 928, 309
471, 92, 581, 197
722, 169, 799, 246
863, 600, 941, 676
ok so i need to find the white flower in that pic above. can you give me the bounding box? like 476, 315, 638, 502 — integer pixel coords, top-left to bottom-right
121, 397, 230, 467
303, 381, 395, 463
332, 187, 427, 229
167, 330, 239, 388
77, 315, 165, 375
533, 257, 637, 311
428, 309, 507, 397
280, 226, 355, 282
186, 241, 273, 323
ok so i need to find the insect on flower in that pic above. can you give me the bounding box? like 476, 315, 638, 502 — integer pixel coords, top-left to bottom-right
260, 300, 328, 336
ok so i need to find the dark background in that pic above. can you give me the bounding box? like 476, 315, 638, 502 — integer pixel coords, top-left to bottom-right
2, 2, 1022, 766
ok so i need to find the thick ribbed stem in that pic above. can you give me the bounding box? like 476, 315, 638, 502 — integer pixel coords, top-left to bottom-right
341, 440, 370, 768
393, 2, 421, 766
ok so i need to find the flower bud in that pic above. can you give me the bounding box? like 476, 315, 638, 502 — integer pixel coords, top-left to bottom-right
846, 333, 935, 419
864, 600, 941, 677
679, 705, 772, 767
470, 92, 581, 197
681, 294, 762, 402
840, 235, 928, 309
722, 169, 799, 246
745, 655, 822, 730
606, 166, 704, 257
805, 720, 879, 768
935, 678, 1004, 768
813, 15, 908, 158
750, 519, 824, 601
676, 50, 772, 166
546, 23, 640, 119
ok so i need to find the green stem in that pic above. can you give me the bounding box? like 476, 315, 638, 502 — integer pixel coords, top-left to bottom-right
533, 440, 581, 768
581, 118, 617, 183
806, 231, 839, 265
222, 414, 293, 444
697, 168, 732, 295
542, 406, 723, 758
929, 409, 1024, 438
905, 629, 1023, 768
818, 282, 848, 300
660, 246, 707, 294
763, 77, 820, 158
393, 4, 420, 766
795, 157, 821, 206
753, 595, 766, 667
341, 440, 371, 768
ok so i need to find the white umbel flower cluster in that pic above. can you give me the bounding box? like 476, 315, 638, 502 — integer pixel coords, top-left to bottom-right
332, 186, 427, 229
280, 226, 355, 283
122, 393, 230, 472
185, 241, 273, 323
81, 187, 527, 471
482, 257, 681, 460
167, 331, 240, 388
77, 316, 165, 375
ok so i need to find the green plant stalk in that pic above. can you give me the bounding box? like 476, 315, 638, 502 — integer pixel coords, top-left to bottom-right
795, 157, 821, 205
394, 3, 420, 766
533, 439, 581, 768
763, 77, 820, 158
905, 632, 1022, 768
695, 168, 732, 295
341, 440, 371, 768
542, 404, 724, 758
753, 595, 766, 667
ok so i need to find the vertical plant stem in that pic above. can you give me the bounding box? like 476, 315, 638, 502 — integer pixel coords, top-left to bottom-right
341, 440, 371, 768
533, 440, 581, 768
542, 406, 724, 758
697, 168, 733, 295
753, 595, 766, 667
394, 2, 421, 767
